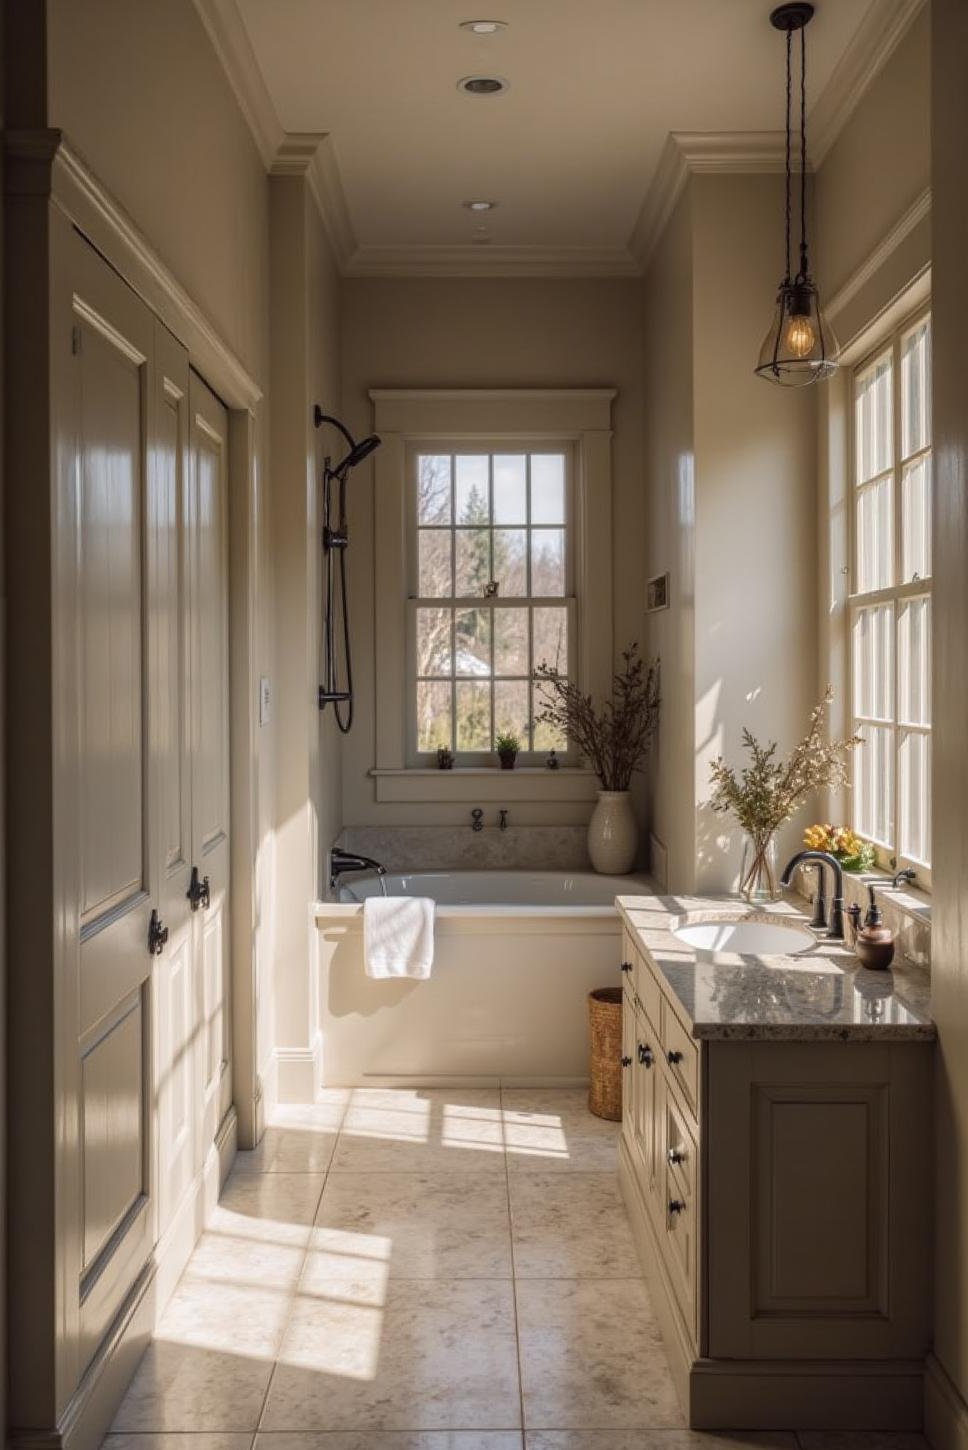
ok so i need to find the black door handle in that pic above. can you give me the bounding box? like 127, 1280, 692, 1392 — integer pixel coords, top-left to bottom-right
188, 865, 211, 912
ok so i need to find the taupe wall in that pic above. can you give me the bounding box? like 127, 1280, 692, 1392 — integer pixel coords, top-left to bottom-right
338, 276, 647, 834
930, 2, 968, 1440
642, 173, 816, 893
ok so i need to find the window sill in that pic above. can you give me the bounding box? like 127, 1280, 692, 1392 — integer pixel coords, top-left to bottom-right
369, 766, 599, 804
842, 869, 931, 926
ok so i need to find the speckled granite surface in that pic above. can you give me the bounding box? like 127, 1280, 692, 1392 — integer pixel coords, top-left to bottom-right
617, 893, 934, 1042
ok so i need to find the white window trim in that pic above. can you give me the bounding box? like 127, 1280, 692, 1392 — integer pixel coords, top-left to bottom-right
847, 303, 932, 889
370, 388, 615, 804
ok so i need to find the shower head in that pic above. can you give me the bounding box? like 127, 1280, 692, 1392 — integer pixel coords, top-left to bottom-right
338, 433, 381, 472
314, 405, 382, 475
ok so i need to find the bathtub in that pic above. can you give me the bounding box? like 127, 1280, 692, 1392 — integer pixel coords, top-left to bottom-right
313, 870, 653, 1087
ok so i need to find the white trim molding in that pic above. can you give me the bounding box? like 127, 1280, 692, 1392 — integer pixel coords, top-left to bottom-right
826, 188, 932, 324
269, 132, 356, 273
370, 388, 615, 804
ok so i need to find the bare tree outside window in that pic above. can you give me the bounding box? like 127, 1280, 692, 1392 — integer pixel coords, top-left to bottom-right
412, 450, 572, 760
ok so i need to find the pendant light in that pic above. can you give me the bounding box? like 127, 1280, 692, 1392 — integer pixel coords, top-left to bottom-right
755, 2, 838, 386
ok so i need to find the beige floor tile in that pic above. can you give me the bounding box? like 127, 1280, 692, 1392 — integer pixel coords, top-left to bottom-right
157, 1276, 292, 1358
332, 1089, 506, 1174
111, 1341, 273, 1432
516, 1279, 684, 1430
105, 1437, 253, 1450
303, 1172, 512, 1285
502, 1090, 620, 1173
268, 1091, 351, 1130
212, 1171, 326, 1246
261, 1278, 521, 1431
510, 1172, 639, 1278
526, 1434, 798, 1449
233, 1125, 338, 1175
255, 1436, 523, 1449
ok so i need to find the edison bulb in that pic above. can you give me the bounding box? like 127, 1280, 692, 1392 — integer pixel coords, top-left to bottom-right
784, 312, 816, 359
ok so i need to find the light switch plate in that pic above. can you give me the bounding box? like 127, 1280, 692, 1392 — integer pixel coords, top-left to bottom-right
259, 676, 271, 726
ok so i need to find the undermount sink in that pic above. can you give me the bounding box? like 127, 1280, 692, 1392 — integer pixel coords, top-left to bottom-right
672, 917, 817, 957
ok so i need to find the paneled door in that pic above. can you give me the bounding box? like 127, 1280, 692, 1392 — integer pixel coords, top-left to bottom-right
188, 373, 233, 1148
70, 233, 157, 1368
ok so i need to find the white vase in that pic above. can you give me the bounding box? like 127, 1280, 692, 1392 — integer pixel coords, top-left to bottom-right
587, 790, 637, 874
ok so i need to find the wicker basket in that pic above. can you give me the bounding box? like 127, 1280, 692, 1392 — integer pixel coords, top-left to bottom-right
587, 986, 624, 1121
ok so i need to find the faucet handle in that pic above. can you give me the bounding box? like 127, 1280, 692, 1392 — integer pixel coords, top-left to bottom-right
471, 808, 484, 832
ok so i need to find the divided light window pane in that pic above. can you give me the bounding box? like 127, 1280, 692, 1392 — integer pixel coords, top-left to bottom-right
413, 450, 571, 755
855, 353, 893, 483
856, 475, 893, 592
901, 320, 931, 458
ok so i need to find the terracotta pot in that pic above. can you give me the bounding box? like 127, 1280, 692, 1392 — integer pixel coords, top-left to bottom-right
588, 790, 637, 874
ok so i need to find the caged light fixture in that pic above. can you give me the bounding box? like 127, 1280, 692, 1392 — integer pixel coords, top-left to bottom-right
755, 3, 839, 386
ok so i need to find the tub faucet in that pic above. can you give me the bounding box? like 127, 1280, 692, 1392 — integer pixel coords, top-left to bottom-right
330, 847, 387, 890
471, 808, 484, 832
779, 850, 845, 940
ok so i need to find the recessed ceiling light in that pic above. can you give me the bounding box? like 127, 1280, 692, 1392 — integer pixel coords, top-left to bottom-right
459, 19, 508, 34
463, 199, 497, 211
457, 74, 509, 96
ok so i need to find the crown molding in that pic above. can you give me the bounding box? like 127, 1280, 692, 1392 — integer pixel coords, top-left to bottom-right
809, 0, 927, 166
192, 0, 283, 167
825, 186, 931, 322
194, 0, 357, 270
630, 131, 791, 271
344, 243, 640, 279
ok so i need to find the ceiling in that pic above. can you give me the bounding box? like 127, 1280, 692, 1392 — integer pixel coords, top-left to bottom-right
226, 0, 915, 274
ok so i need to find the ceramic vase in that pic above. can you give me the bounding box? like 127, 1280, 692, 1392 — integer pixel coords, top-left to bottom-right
588, 790, 637, 874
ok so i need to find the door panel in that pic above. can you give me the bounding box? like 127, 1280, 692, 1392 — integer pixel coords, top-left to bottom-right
70, 233, 156, 1369
189, 373, 232, 1139
150, 326, 197, 1233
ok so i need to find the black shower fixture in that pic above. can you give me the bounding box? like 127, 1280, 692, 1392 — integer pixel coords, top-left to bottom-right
314, 405, 382, 733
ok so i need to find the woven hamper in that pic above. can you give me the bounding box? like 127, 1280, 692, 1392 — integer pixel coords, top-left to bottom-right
587, 986, 624, 1121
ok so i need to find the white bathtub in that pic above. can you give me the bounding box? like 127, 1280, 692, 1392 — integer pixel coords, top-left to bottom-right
313, 870, 653, 1087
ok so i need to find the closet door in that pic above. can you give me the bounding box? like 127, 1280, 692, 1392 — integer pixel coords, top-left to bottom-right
150, 325, 197, 1234
70, 234, 157, 1366
188, 374, 233, 1147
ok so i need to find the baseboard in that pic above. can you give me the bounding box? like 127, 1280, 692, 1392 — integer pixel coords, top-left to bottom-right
926, 1354, 968, 1450
274, 1036, 323, 1102
11, 1108, 239, 1450
619, 1134, 925, 1431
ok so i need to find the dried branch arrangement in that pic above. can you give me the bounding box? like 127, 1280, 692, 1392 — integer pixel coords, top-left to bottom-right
708, 688, 861, 897
533, 645, 660, 791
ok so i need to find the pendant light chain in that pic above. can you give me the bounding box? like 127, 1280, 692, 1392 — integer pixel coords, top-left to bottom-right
798, 22, 808, 283
784, 26, 793, 286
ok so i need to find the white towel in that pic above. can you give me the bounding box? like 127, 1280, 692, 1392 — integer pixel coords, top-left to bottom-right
363, 896, 435, 979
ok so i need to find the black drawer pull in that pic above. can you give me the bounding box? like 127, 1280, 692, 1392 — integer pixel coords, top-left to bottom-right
669, 1198, 686, 1216
637, 1043, 654, 1068
620, 961, 633, 974
667, 1146, 686, 1166
667, 1049, 684, 1065
621, 1055, 632, 1068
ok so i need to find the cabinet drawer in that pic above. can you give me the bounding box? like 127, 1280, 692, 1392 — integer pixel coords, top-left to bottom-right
662, 1000, 699, 1114
665, 1164, 698, 1341
635, 949, 662, 1036
664, 1080, 697, 1200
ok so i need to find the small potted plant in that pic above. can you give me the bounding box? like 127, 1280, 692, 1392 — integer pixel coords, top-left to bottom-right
436, 744, 454, 770
708, 689, 861, 903
495, 731, 520, 770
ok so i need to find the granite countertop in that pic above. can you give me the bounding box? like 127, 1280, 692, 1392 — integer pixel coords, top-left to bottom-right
616, 893, 934, 1043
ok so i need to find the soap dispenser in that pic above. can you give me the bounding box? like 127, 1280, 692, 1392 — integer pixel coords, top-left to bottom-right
852, 885, 895, 971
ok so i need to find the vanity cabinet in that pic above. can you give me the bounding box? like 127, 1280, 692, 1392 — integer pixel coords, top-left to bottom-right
619, 923, 933, 1430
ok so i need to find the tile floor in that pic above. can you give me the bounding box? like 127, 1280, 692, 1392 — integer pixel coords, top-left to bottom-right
106, 1087, 929, 1450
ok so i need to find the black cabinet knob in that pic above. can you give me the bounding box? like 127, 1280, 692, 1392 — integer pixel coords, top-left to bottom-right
621, 1055, 632, 1068
188, 865, 211, 912
637, 1043, 654, 1068
620, 961, 633, 974
147, 909, 169, 956
667, 1146, 686, 1166
669, 1199, 686, 1216
667, 1049, 683, 1064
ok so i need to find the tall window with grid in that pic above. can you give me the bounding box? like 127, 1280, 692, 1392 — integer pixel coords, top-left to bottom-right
850, 311, 932, 881
408, 448, 573, 763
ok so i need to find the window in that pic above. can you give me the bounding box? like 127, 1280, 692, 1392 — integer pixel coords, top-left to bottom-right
408, 447, 573, 763
850, 310, 931, 881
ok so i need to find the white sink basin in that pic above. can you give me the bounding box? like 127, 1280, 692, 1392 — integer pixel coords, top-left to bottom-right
672, 917, 817, 957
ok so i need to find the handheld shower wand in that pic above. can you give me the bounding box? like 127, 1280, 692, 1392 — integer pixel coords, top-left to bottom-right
314, 405, 381, 733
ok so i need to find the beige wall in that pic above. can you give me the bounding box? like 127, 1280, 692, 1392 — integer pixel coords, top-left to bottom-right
643, 174, 817, 894
642, 191, 695, 889
338, 276, 647, 834
929, 3, 968, 1443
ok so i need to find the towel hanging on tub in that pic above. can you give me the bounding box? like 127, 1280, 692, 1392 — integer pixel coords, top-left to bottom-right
363, 896, 435, 979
